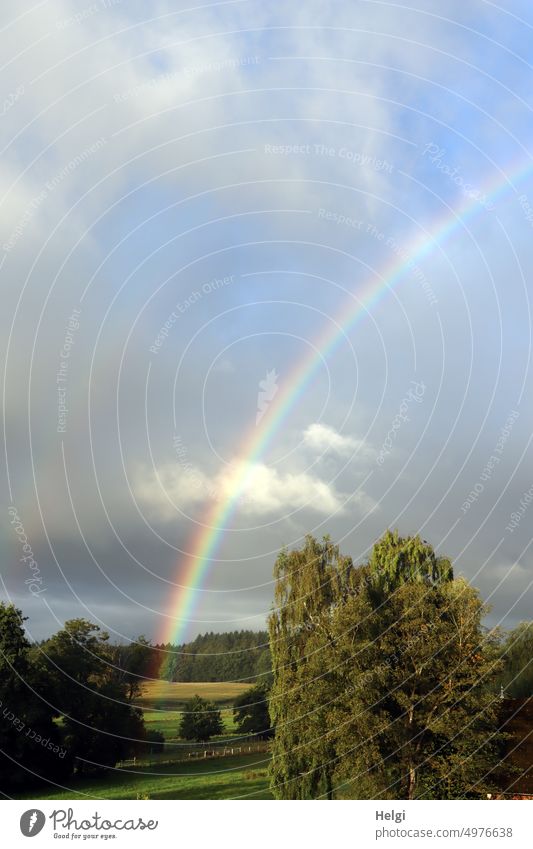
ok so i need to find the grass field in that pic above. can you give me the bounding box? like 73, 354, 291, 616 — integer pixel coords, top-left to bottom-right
136, 680, 251, 709
138, 680, 251, 742
23, 753, 272, 800
19, 681, 272, 800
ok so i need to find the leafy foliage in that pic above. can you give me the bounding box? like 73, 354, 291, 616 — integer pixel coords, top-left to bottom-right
137, 729, 165, 756
159, 630, 270, 683
268, 535, 354, 799
109, 636, 156, 701
179, 695, 223, 742
367, 529, 453, 592
269, 531, 503, 799
35, 619, 147, 776
233, 683, 273, 738
0, 603, 71, 792
497, 623, 533, 698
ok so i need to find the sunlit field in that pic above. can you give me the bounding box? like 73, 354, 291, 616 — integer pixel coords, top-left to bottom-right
17, 680, 271, 801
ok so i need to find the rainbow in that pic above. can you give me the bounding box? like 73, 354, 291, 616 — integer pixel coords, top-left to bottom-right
160, 158, 530, 646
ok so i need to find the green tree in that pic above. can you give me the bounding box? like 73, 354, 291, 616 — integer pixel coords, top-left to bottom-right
332, 576, 502, 799
498, 623, 533, 698
0, 603, 68, 791
233, 683, 273, 738
268, 531, 503, 800
159, 631, 269, 682
268, 535, 353, 799
139, 728, 165, 756
179, 695, 223, 742
367, 529, 453, 592
39, 619, 146, 774
111, 636, 155, 701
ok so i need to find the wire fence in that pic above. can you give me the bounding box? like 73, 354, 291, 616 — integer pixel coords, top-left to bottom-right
116, 741, 270, 769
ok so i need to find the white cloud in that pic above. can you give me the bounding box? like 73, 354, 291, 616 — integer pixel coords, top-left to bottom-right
222, 461, 344, 516
135, 458, 347, 519
303, 422, 370, 458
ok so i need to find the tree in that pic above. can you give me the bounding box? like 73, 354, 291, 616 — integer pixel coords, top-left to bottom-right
268, 535, 353, 799
139, 729, 165, 756
179, 695, 223, 742
38, 619, 146, 774
110, 636, 155, 701
332, 576, 502, 799
0, 603, 69, 791
367, 529, 453, 592
268, 531, 503, 799
38, 619, 109, 711
233, 683, 273, 738
498, 623, 533, 698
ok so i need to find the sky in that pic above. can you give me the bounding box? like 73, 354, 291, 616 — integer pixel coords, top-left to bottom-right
1, 0, 533, 644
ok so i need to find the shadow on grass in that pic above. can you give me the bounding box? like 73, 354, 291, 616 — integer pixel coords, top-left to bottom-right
19, 753, 272, 801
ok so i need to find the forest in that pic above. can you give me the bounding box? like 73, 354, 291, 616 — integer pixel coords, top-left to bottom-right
157, 630, 271, 683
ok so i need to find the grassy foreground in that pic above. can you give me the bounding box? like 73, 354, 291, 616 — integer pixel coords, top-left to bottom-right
23, 753, 272, 800
19, 681, 272, 800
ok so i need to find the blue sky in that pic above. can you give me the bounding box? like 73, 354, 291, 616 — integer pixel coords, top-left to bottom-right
1, 0, 533, 641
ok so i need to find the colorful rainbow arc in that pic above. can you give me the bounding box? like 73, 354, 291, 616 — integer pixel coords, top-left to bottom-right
160, 158, 531, 646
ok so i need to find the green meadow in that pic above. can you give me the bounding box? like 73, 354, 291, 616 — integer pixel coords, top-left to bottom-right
138, 680, 250, 741
21, 681, 272, 801
23, 753, 272, 801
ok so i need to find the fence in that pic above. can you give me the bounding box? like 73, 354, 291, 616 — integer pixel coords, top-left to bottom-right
186, 743, 270, 760
116, 742, 270, 769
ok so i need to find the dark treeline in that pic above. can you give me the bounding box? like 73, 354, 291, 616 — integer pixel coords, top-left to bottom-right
34, 628, 272, 684
0, 608, 160, 795
158, 630, 271, 683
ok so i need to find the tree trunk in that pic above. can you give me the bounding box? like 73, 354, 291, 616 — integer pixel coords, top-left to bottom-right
407, 702, 416, 799
325, 768, 333, 800
407, 764, 416, 799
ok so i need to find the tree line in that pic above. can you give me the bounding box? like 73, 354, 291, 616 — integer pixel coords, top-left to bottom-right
158, 630, 271, 683
0, 607, 159, 794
